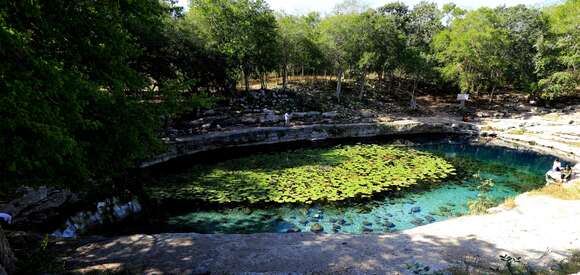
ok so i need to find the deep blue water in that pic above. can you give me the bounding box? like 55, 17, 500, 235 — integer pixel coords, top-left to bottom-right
165, 143, 554, 234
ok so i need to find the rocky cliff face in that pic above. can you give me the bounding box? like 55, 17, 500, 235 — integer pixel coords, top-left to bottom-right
142, 119, 477, 167
0, 226, 15, 275
0, 186, 79, 231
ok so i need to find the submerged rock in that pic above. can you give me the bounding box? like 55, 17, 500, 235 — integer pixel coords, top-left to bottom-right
286, 226, 301, 233
310, 223, 324, 233
425, 216, 436, 223
384, 221, 396, 228
362, 221, 372, 227
410, 206, 421, 214
362, 227, 373, 233
411, 218, 424, 226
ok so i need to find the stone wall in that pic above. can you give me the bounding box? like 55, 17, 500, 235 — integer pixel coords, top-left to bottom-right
142, 120, 477, 167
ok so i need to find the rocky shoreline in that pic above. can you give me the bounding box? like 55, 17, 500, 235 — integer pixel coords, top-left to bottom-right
9, 108, 577, 274
144, 110, 579, 168
65, 194, 580, 274
142, 118, 478, 167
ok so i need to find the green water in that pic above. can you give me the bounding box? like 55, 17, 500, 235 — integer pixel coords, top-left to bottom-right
164, 143, 554, 234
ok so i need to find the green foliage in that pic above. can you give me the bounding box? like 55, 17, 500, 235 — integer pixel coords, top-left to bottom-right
468, 178, 498, 214
0, 0, 165, 189
434, 8, 510, 94
0, 0, 219, 191
534, 0, 579, 100
188, 0, 279, 91
15, 234, 65, 274
148, 145, 456, 204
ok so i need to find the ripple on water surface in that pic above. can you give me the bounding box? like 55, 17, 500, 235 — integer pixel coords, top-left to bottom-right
166, 143, 554, 234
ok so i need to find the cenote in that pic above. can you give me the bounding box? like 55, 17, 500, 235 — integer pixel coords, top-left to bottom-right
136, 136, 555, 235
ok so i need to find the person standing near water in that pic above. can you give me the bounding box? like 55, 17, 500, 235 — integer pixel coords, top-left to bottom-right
546, 159, 563, 185
553, 159, 561, 172
284, 113, 290, 126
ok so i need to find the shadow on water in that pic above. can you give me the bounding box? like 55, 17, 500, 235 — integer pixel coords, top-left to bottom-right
142, 133, 468, 177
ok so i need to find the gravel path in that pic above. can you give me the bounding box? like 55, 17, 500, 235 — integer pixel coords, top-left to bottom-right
67, 194, 580, 274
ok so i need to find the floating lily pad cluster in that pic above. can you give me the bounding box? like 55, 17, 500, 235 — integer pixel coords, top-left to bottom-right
148, 145, 456, 204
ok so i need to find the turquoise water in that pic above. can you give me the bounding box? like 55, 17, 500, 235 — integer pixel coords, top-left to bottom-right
165, 143, 554, 234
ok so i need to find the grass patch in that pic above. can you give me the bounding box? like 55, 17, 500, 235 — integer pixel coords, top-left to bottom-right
147, 145, 456, 204
529, 183, 580, 200
480, 125, 498, 132
507, 129, 532, 135
501, 197, 517, 209
554, 250, 580, 274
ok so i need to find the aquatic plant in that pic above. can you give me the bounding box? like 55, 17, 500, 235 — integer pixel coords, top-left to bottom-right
148, 145, 456, 204
468, 178, 499, 214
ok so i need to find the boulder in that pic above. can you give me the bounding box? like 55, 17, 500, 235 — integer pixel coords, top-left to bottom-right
410, 206, 421, 214
310, 223, 324, 233
362, 227, 373, 233
384, 221, 396, 228
322, 111, 338, 119
0, 226, 16, 275
411, 218, 425, 226
0, 186, 79, 230
286, 227, 301, 233
360, 109, 375, 118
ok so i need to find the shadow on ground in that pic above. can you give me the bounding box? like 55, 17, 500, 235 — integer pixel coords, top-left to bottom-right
64, 231, 508, 274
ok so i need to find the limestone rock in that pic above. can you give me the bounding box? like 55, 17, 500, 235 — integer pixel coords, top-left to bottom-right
322, 111, 338, 119
384, 221, 396, 228
0, 186, 78, 230
0, 226, 16, 275
410, 206, 421, 214
310, 223, 324, 233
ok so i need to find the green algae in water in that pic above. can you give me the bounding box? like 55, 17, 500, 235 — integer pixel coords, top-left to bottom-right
163, 144, 552, 234
148, 144, 455, 204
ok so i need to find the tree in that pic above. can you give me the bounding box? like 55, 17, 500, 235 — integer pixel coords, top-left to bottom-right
434, 8, 510, 99
277, 12, 325, 90
0, 0, 180, 189
497, 5, 547, 90
318, 14, 358, 101
404, 2, 443, 107
534, 0, 579, 100
189, 0, 279, 92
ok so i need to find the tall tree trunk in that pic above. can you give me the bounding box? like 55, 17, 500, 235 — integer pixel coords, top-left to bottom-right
282, 65, 288, 91
243, 68, 250, 92
336, 69, 343, 102
261, 72, 267, 90
359, 72, 366, 99
301, 65, 304, 83
410, 78, 418, 110
386, 74, 392, 94
489, 85, 496, 103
